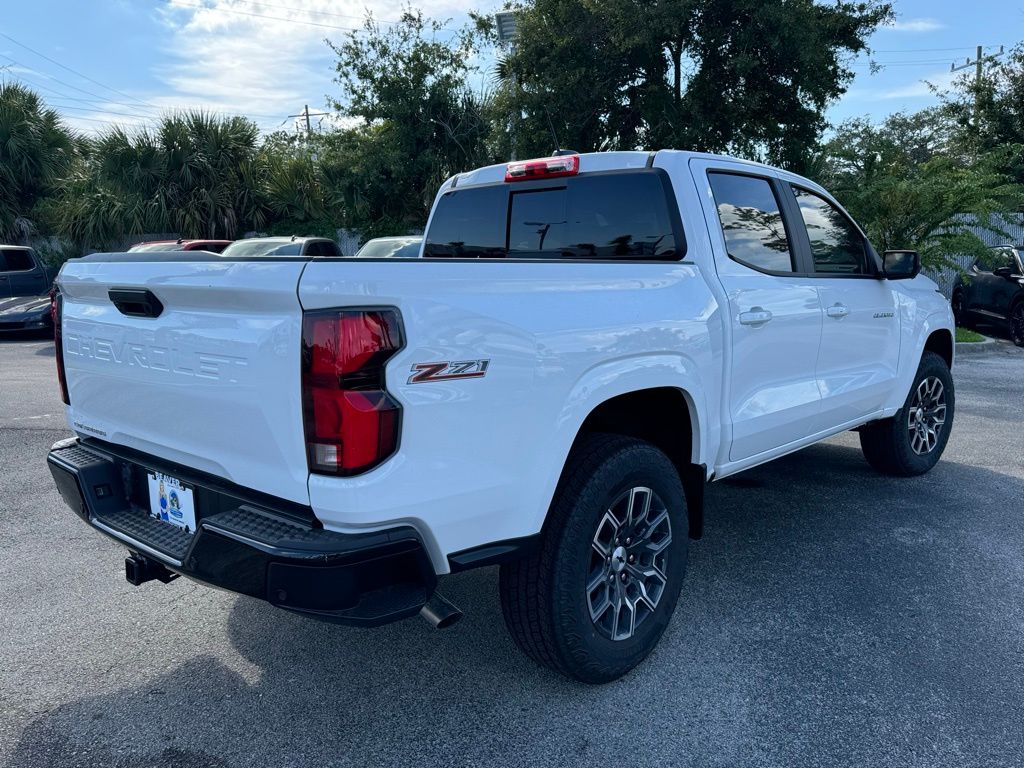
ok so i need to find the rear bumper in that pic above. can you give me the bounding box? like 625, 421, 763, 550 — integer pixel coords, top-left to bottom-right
47, 438, 437, 626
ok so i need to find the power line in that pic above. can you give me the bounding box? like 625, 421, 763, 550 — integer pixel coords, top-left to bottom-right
0, 31, 159, 109
951, 45, 1005, 77
47, 102, 154, 119
4, 64, 291, 125
0, 54, 164, 114
870, 46, 989, 53
851, 60, 959, 68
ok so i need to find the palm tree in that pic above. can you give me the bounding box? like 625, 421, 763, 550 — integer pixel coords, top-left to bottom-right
0, 82, 75, 241
58, 111, 268, 246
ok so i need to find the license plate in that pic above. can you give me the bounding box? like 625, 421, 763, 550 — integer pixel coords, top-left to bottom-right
147, 471, 197, 533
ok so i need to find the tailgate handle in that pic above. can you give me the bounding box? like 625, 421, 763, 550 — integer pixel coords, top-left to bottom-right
108, 288, 164, 318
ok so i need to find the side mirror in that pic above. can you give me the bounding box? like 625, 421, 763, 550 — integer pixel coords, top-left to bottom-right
994, 266, 1013, 278
881, 250, 921, 280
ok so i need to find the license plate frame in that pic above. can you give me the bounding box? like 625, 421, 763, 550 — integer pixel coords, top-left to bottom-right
147, 471, 197, 534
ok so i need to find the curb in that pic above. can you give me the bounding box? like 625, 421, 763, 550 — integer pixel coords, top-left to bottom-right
955, 337, 1001, 356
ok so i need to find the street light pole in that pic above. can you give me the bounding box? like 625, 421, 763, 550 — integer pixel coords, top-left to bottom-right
495, 12, 519, 161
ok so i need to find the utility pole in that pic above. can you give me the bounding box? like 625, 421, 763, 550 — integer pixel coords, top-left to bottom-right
951, 45, 1005, 120
288, 104, 330, 138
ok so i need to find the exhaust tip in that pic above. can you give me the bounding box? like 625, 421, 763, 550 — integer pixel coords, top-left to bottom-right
420, 592, 463, 629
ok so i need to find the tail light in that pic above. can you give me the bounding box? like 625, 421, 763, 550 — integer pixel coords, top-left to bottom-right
50, 287, 70, 405
505, 154, 580, 182
301, 309, 403, 476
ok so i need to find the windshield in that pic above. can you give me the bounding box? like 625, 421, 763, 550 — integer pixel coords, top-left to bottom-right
356, 238, 422, 258
219, 239, 302, 258
128, 242, 185, 252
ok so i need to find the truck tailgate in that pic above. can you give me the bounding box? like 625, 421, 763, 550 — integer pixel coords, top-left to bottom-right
58, 258, 310, 505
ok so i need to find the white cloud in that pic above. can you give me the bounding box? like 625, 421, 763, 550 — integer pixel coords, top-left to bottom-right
146, 0, 488, 133
886, 18, 945, 33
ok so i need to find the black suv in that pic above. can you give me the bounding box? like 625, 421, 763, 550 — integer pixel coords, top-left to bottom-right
953, 245, 1024, 346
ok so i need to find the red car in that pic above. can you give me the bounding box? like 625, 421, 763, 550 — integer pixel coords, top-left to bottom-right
127, 239, 232, 254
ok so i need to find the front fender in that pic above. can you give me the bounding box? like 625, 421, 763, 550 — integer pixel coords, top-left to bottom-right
884, 300, 955, 415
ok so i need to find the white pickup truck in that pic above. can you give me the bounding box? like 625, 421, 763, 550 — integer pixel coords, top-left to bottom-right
47, 151, 955, 683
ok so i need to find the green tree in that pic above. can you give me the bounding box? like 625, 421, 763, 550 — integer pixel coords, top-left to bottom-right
944, 43, 1024, 197
0, 82, 75, 242
496, 0, 890, 171
817, 110, 1022, 271
327, 9, 495, 231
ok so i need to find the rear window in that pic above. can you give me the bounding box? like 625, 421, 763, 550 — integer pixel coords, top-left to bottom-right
424, 171, 681, 260
128, 243, 185, 253
220, 240, 302, 258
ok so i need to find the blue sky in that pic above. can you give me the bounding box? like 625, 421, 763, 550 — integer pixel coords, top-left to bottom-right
1, 0, 1020, 138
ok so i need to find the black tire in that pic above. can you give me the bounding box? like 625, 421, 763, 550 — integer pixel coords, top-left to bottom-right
499, 434, 688, 684
1010, 302, 1024, 347
859, 351, 955, 476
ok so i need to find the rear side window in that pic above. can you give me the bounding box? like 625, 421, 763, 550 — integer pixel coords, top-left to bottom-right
424, 171, 680, 260
423, 186, 507, 258
1, 249, 35, 271
708, 173, 794, 273
792, 187, 870, 275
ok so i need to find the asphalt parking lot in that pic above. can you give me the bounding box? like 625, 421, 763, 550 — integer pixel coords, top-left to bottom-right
1, 334, 1022, 768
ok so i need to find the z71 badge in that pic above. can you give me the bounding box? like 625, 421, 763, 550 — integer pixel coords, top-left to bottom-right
408, 359, 490, 384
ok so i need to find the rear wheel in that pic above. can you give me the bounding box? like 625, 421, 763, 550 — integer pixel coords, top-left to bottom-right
499, 434, 688, 683
859, 351, 954, 476
1010, 302, 1024, 347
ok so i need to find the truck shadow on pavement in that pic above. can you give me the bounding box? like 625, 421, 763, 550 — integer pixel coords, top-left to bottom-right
9, 440, 1024, 768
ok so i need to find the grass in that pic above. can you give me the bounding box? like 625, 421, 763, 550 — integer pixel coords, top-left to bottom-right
955, 327, 987, 343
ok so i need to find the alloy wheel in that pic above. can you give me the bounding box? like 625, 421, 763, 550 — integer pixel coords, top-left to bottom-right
907, 376, 947, 455
586, 486, 672, 641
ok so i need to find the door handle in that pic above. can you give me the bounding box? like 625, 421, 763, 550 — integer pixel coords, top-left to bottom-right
826, 303, 850, 319
738, 307, 773, 327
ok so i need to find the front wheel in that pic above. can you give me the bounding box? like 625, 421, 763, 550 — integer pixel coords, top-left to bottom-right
499, 434, 688, 683
1010, 303, 1024, 347
859, 351, 955, 476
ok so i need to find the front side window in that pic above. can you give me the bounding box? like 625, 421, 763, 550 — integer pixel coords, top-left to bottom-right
708, 173, 794, 273
792, 187, 870, 275
978, 248, 1017, 273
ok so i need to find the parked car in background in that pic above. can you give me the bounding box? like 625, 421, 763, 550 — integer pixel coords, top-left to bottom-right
355, 236, 423, 258
128, 239, 232, 253
952, 245, 1024, 346
0, 246, 54, 333
219, 236, 342, 258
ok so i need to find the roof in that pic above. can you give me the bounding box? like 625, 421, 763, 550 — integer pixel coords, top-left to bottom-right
135, 239, 228, 243
237, 236, 332, 243
452, 150, 778, 189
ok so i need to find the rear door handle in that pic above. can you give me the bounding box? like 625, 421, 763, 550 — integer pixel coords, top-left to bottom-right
738, 307, 773, 327
826, 303, 850, 319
